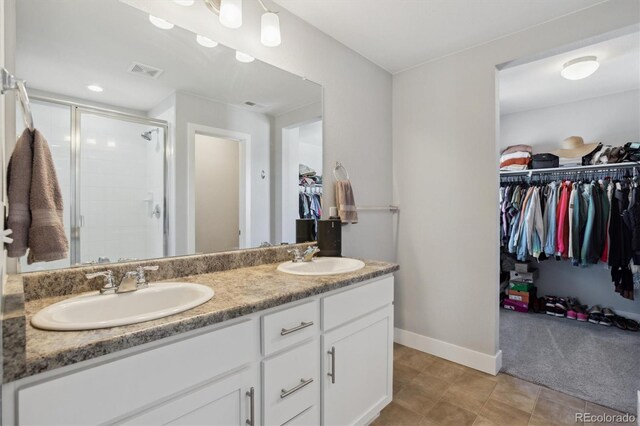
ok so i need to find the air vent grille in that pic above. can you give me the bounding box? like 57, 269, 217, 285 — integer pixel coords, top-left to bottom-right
128, 62, 164, 79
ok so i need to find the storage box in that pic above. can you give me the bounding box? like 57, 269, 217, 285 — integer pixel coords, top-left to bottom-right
508, 290, 530, 303
510, 269, 539, 283
515, 262, 531, 273
509, 282, 533, 292
503, 299, 528, 313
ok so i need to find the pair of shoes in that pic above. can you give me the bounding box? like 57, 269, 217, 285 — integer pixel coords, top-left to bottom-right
545, 296, 557, 316
554, 297, 567, 318
587, 305, 613, 326
613, 316, 639, 331
566, 297, 580, 320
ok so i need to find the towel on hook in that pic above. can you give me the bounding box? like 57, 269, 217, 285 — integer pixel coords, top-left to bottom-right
7, 129, 68, 263
335, 180, 358, 224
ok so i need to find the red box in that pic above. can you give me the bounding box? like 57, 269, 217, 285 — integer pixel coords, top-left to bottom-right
503, 299, 528, 313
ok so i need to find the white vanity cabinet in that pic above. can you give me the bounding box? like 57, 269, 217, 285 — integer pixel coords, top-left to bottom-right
4, 274, 394, 426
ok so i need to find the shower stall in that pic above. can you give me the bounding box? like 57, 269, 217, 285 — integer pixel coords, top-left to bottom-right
16, 97, 168, 272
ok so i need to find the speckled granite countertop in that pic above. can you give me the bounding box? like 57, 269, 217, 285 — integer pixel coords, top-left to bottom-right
5, 257, 397, 383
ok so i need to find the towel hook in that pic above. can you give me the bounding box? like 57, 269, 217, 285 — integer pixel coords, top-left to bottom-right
1, 68, 34, 132
333, 161, 349, 180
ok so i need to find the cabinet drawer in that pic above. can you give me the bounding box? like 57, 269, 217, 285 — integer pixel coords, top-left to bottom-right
262, 300, 319, 356
282, 405, 319, 426
18, 320, 256, 425
322, 275, 393, 331
263, 340, 319, 426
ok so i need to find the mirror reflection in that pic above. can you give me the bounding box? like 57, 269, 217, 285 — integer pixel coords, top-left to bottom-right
13, 0, 323, 272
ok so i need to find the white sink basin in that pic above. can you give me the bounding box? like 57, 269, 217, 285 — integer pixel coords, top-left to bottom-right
277, 257, 365, 276
31, 282, 214, 331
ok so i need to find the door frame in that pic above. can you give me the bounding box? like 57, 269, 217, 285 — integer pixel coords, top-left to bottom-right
187, 123, 251, 252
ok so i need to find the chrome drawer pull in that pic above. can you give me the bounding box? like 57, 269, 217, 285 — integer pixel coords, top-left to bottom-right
280, 378, 314, 399
280, 321, 314, 336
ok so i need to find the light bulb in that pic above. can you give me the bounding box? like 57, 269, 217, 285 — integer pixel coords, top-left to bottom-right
149, 15, 174, 30
235, 51, 255, 63
173, 0, 194, 5
261, 12, 281, 47
561, 56, 599, 80
220, 0, 242, 29
196, 35, 218, 48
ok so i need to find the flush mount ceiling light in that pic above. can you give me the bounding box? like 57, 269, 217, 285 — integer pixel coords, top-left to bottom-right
196, 34, 219, 48
86, 84, 104, 92
174, 0, 195, 5
236, 51, 255, 63
561, 56, 599, 80
204, 0, 281, 47
148, 15, 174, 30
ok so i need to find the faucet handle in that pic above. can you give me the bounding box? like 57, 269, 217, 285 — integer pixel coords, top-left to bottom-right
135, 265, 159, 288
86, 270, 116, 294
287, 248, 304, 263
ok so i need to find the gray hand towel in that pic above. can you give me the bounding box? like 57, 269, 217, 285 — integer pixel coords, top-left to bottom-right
335, 180, 358, 224
6, 129, 33, 257
6, 129, 68, 263
27, 129, 68, 263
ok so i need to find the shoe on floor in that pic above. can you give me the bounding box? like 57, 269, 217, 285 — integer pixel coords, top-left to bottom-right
588, 313, 602, 324
613, 316, 628, 330
599, 317, 612, 326
575, 305, 588, 322
602, 307, 616, 318
626, 319, 639, 332
588, 305, 602, 315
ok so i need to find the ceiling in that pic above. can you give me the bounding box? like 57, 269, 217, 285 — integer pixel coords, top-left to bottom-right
499, 31, 640, 115
16, 0, 321, 115
273, 0, 606, 74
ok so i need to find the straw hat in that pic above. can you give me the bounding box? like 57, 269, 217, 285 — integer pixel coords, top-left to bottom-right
552, 136, 600, 159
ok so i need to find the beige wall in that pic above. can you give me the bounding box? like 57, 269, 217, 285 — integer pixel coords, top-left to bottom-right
393, 1, 640, 370
195, 135, 240, 253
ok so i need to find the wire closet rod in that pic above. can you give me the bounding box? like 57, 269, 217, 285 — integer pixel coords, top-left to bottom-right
500, 162, 639, 176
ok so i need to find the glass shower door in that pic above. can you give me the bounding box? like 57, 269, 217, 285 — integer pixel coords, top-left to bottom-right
77, 111, 165, 264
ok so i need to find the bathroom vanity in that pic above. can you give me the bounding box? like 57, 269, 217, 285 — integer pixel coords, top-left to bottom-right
1, 246, 398, 425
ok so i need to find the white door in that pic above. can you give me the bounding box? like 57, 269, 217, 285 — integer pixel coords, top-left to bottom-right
121, 365, 258, 426
322, 307, 393, 426
195, 134, 240, 253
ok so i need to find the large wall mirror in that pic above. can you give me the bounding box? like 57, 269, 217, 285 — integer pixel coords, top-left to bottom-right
12, 0, 323, 272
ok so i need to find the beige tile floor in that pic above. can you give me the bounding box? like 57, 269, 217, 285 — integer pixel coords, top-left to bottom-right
372, 344, 631, 426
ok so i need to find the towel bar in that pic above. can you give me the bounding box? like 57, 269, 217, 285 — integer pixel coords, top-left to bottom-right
356, 206, 399, 213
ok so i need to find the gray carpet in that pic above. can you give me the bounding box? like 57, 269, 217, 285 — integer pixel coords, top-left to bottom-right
500, 309, 640, 414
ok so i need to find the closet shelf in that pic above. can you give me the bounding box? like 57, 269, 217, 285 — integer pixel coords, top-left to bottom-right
500, 162, 639, 176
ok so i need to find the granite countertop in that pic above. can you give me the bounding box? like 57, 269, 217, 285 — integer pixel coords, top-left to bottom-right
11, 259, 398, 382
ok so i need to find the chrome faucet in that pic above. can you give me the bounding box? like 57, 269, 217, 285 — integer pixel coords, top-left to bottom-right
86, 265, 159, 294
288, 246, 320, 263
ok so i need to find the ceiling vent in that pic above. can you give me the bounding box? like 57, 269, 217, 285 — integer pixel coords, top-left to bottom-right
128, 62, 164, 79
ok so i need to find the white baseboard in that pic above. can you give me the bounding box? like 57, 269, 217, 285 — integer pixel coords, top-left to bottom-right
394, 327, 502, 375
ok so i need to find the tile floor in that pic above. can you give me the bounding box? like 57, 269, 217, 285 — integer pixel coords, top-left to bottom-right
372, 344, 631, 426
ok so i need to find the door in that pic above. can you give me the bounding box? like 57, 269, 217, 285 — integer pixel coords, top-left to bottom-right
194, 134, 240, 253
322, 306, 393, 426
120, 365, 258, 426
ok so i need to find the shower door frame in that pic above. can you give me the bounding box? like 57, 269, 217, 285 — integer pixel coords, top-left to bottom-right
31, 95, 169, 265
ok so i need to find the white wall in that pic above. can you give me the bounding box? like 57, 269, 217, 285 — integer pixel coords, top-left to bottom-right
501, 89, 640, 153
393, 1, 640, 372
122, 0, 394, 262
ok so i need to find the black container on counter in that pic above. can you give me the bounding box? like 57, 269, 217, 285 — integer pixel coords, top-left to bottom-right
296, 219, 316, 243
317, 219, 341, 257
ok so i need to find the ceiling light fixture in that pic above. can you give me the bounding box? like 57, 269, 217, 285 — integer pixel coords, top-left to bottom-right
87, 84, 104, 92
205, 0, 282, 47
173, 0, 195, 5
196, 34, 219, 48
149, 15, 174, 30
561, 56, 599, 80
220, 0, 242, 29
235, 51, 255, 63
261, 11, 281, 47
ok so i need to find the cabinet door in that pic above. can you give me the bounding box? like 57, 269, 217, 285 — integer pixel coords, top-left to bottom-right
120, 365, 259, 426
322, 306, 393, 426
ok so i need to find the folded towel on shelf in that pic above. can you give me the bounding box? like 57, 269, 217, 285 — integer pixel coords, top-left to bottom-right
500, 151, 531, 162
500, 155, 531, 170
7, 129, 68, 263
501, 145, 532, 155
500, 164, 529, 171
335, 180, 358, 224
